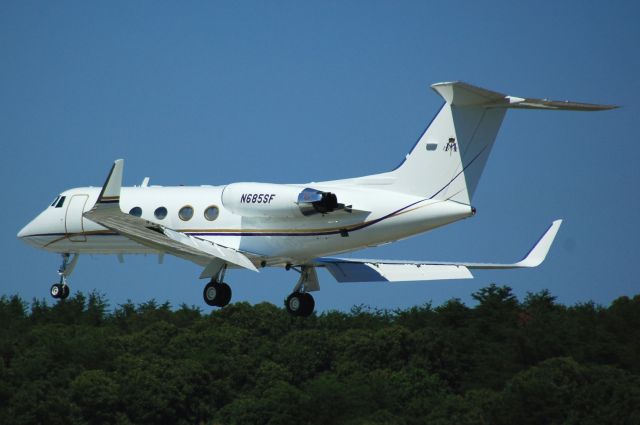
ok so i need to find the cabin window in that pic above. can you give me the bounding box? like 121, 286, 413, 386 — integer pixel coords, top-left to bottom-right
179, 205, 194, 221
204, 205, 219, 221
129, 207, 142, 217
55, 196, 66, 208
154, 207, 168, 220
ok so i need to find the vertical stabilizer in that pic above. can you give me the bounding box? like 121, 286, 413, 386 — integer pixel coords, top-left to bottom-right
388, 83, 507, 204
384, 82, 615, 204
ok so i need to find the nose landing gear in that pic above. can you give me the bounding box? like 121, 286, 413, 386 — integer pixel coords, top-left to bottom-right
50, 282, 70, 299
50, 253, 79, 300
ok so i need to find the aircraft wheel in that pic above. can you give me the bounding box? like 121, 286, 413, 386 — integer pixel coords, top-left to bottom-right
216, 283, 232, 307
60, 285, 70, 299
285, 292, 302, 315
300, 292, 315, 317
203, 281, 219, 306
203, 281, 232, 307
285, 292, 315, 317
50, 283, 62, 299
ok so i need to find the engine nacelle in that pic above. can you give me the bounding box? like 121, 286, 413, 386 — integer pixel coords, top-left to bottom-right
297, 188, 339, 216
221, 183, 341, 218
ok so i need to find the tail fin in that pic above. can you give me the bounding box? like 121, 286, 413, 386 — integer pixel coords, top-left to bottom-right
386, 82, 615, 204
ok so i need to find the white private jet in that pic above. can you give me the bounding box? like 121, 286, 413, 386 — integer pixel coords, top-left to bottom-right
17, 82, 615, 316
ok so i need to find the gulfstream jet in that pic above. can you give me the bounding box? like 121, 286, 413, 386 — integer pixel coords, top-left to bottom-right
17, 82, 615, 316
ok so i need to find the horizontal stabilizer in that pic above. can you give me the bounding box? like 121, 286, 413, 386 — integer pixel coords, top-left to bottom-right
432, 82, 617, 111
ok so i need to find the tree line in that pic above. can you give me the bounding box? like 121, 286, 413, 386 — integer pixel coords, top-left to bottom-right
0, 284, 638, 424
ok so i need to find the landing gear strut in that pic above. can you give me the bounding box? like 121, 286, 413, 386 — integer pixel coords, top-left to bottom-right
51, 253, 79, 300
202, 265, 232, 307
285, 266, 319, 317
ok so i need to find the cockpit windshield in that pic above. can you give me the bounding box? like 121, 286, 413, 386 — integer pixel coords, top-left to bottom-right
50, 196, 66, 208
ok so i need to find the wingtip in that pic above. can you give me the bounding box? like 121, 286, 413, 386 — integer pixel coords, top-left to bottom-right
516, 219, 563, 268
95, 159, 124, 206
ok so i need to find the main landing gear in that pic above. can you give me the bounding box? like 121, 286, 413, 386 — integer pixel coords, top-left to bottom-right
50, 253, 79, 300
199, 262, 320, 317
203, 281, 232, 307
285, 292, 315, 317
285, 266, 319, 317
202, 265, 232, 307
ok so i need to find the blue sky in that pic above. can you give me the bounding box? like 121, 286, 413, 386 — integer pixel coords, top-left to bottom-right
1, 1, 638, 311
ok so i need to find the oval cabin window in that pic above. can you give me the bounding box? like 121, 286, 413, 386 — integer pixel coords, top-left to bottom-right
179, 206, 194, 221
154, 207, 168, 220
204, 205, 219, 221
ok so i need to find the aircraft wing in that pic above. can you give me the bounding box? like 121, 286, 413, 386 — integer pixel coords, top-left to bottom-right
315, 220, 562, 282
84, 159, 258, 273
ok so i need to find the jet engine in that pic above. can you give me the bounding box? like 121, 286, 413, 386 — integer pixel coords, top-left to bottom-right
296, 188, 339, 216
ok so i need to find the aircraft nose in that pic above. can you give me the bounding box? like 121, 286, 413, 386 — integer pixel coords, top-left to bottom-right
17, 220, 35, 238
17, 212, 51, 240
17, 214, 53, 249
18, 205, 65, 248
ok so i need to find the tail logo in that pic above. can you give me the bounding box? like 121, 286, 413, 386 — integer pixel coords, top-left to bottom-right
445, 138, 457, 154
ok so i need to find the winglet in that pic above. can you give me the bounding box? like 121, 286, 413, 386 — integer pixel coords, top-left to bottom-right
96, 159, 124, 205
514, 219, 563, 268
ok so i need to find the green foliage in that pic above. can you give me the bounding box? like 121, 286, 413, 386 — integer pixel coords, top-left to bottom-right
0, 287, 638, 424
70, 370, 119, 425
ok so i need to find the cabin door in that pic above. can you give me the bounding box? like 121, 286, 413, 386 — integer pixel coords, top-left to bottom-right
65, 195, 89, 242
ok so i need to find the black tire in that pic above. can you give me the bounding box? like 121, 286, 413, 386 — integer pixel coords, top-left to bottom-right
216, 283, 232, 307
300, 292, 315, 317
203, 281, 232, 307
285, 292, 303, 316
50, 283, 62, 299
60, 285, 70, 299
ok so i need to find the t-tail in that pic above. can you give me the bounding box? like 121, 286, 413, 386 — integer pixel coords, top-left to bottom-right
383, 82, 616, 204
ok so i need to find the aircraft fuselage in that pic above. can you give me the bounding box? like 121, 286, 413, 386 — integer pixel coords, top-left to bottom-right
20, 183, 473, 266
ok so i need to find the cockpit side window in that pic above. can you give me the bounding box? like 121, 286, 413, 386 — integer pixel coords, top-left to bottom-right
55, 196, 66, 208
50, 196, 60, 207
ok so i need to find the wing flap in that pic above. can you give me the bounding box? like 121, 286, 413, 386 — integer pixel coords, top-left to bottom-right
163, 228, 257, 271
85, 206, 208, 260
321, 260, 472, 283
85, 207, 258, 271
317, 220, 561, 282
